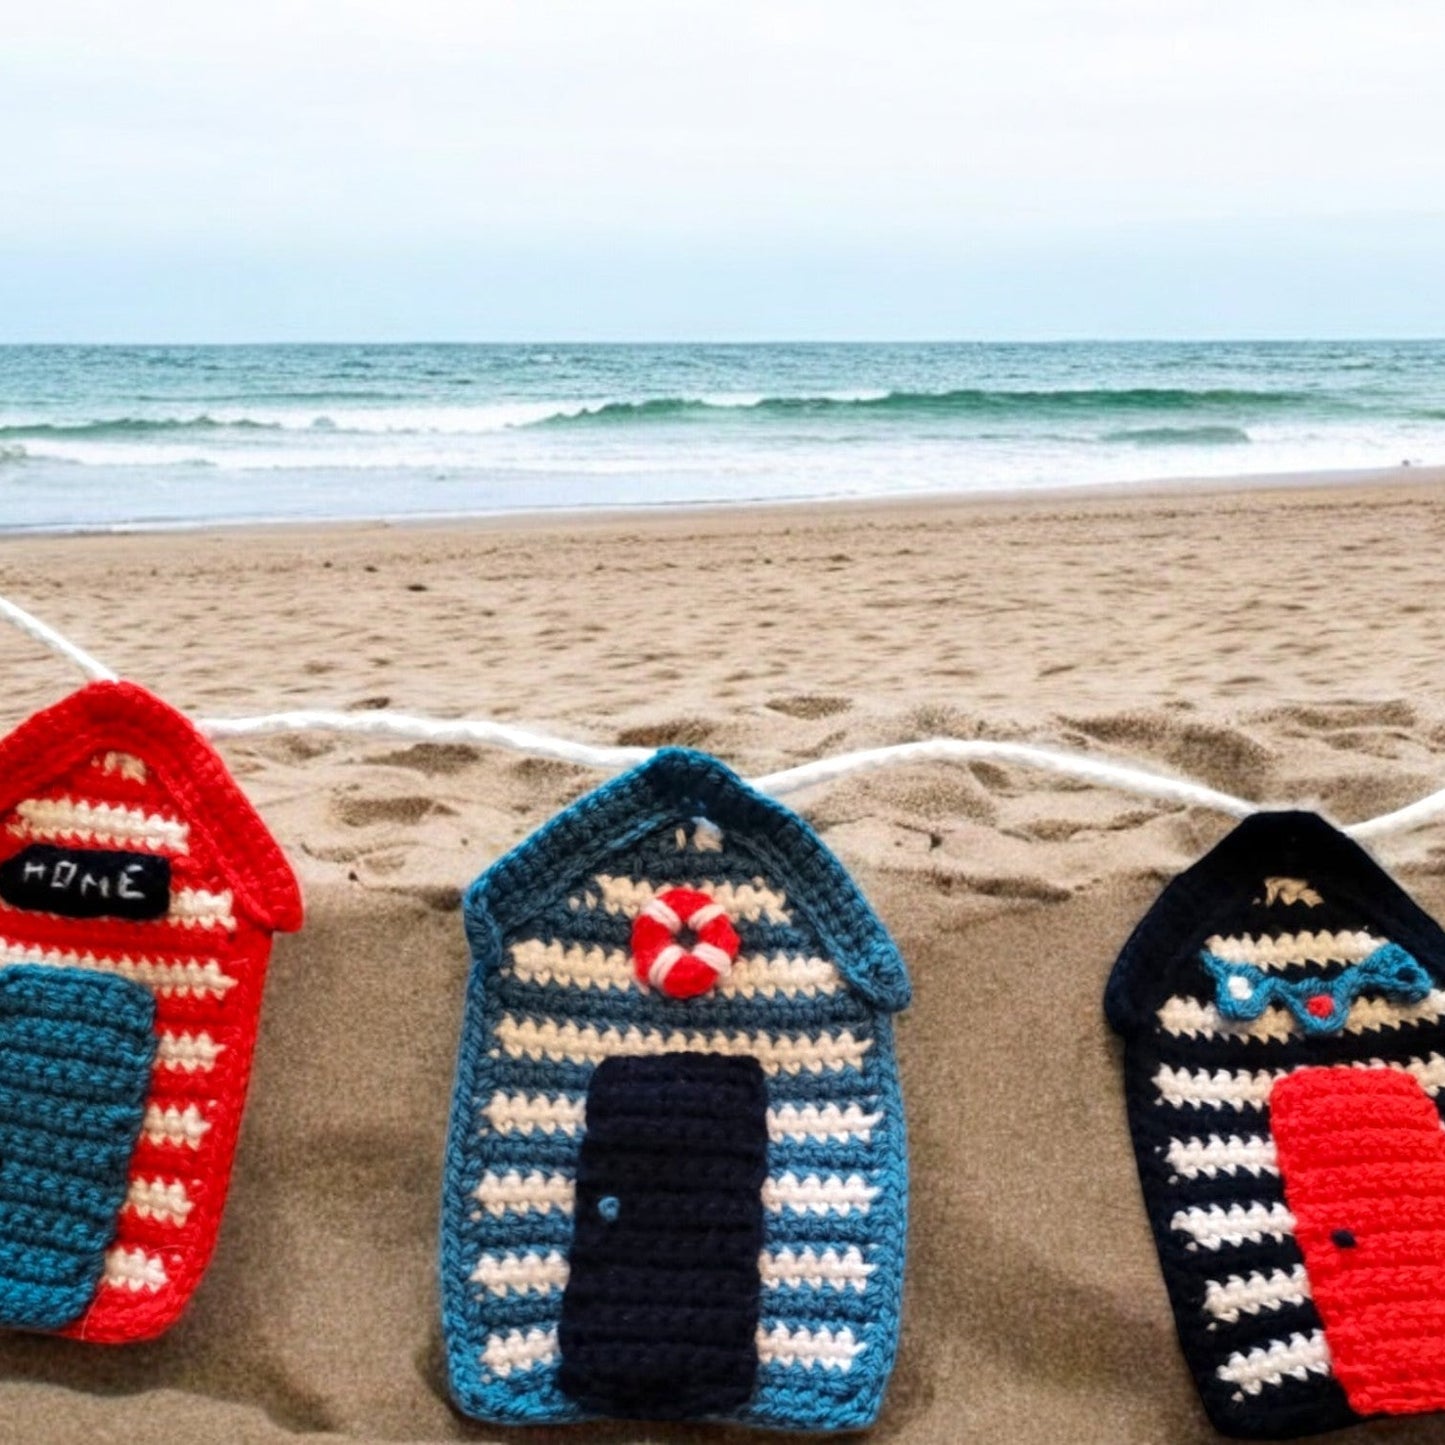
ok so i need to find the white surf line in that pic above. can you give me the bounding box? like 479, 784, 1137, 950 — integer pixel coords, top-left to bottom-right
125, 1177, 194, 1225
475, 1170, 575, 1218
143, 1103, 210, 1149
1157, 989, 1445, 1044
1155, 1054, 1445, 1110
506, 939, 841, 997
0, 938, 236, 998
1170, 1202, 1295, 1251
493, 1016, 870, 1076
575, 875, 792, 925
1204, 1267, 1311, 1325
756, 1323, 866, 1372
154, 1030, 222, 1072
102, 1246, 168, 1293
483, 1091, 881, 1145
1165, 1134, 1278, 1180
1204, 930, 1385, 971
763, 1172, 879, 1216
9, 795, 189, 853
1216, 1331, 1331, 1396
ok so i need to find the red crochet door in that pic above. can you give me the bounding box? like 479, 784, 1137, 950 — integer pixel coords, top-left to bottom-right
1272, 1066, 1445, 1418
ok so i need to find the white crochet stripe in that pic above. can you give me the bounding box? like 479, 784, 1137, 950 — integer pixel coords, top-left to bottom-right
1157, 989, 1445, 1044
475, 1170, 575, 1217
768, 1102, 882, 1144
576, 874, 792, 925
143, 1103, 210, 1149
482, 1091, 586, 1136
0, 938, 236, 997
1170, 1202, 1295, 1250
493, 1016, 870, 1075
1154, 1054, 1445, 1110
760, 1246, 874, 1293
1216, 1331, 1331, 1396
471, 1249, 570, 1296
102, 1246, 168, 1293
507, 939, 842, 997
468, 1246, 874, 1299
757, 1323, 865, 1372
168, 888, 236, 930
96, 750, 147, 782
482, 1092, 882, 1145
1165, 1134, 1278, 1180
763, 1172, 879, 1216
1204, 929, 1384, 971
125, 1177, 194, 1225
481, 1326, 558, 1378
1204, 1267, 1311, 1324
155, 1030, 222, 1073
8, 796, 189, 853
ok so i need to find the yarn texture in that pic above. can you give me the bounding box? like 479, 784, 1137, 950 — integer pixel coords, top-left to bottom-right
1106, 812, 1445, 1438
0, 965, 156, 1330
441, 748, 911, 1428
0, 680, 303, 1342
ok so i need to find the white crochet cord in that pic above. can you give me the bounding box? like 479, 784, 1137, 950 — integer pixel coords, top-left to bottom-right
0, 594, 119, 683
0, 590, 1437, 839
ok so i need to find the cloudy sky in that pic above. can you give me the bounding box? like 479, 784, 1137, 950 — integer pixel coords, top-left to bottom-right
3, 0, 1443, 341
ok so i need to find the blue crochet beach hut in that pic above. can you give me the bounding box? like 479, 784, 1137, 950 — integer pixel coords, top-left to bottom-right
440, 748, 911, 1429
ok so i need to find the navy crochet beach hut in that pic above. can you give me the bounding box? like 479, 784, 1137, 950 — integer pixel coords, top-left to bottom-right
1107, 812, 1445, 1438
440, 749, 910, 1429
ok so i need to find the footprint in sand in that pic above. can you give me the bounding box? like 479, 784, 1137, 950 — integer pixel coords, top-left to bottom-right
332, 795, 458, 829
766, 694, 852, 720
615, 718, 716, 748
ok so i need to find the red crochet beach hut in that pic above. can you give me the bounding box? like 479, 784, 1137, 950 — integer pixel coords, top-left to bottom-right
0, 680, 302, 1342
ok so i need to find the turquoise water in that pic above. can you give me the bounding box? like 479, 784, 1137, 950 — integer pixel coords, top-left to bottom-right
1, 341, 1443, 530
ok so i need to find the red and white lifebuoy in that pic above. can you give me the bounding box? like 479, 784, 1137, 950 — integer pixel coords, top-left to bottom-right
631, 886, 740, 999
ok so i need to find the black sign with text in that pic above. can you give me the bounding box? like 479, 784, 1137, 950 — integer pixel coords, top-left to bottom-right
0, 844, 171, 921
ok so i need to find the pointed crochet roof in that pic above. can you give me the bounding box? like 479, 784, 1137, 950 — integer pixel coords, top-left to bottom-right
0, 680, 302, 933
1105, 809, 1445, 1034
464, 747, 910, 1012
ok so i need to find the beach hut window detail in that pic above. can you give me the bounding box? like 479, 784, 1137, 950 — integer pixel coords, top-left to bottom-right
0, 681, 303, 1343
1106, 812, 1445, 1437
442, 748, 911, 1429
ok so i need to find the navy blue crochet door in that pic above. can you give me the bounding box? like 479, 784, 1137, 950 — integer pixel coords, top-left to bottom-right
557, 1052, 769, 1419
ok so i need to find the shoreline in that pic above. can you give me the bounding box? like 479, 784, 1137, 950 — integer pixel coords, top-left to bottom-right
1, 459, 1440, 542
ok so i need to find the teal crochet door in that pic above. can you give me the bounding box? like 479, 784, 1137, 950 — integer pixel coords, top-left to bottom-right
0, 966, 156, 1331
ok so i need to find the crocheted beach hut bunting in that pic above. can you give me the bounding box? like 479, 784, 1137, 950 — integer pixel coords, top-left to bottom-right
441, 748, 911, 1429
0, 680, 303, 1343
1106, 811, 1445, 1438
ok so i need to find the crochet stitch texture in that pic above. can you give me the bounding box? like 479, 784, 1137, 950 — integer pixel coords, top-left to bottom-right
0, 966, 156, 1330
441, 748, 911, 1428
1106, 812, 1445, 1438
0, 681, 303, 1342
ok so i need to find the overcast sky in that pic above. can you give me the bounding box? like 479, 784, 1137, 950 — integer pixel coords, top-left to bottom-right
3, 0, 1443, 341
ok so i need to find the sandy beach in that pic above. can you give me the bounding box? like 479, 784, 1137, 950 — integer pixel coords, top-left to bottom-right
3, 470, 1445, 1444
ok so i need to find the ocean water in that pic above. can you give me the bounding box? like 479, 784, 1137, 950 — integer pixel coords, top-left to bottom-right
1, 341, 1443, 531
